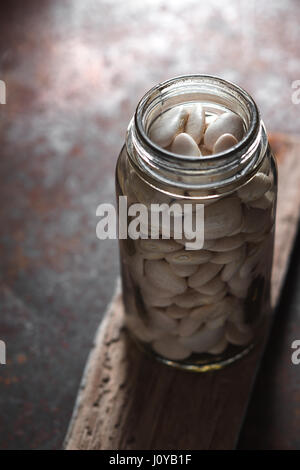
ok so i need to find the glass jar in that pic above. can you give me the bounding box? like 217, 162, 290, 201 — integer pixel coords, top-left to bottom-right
116, 75, 277, 372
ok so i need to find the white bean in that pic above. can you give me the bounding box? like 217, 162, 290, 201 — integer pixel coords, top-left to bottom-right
152, 336, 191, 360
208, 336, 228, 354
204, 197, 243, 240
248, 190, 274, 210
169, 263, 198, 277
145, 260, 187, 295
140, 278, 174, 298
178, 314, 205, 337
239, 243, 265, 279
139, 238, 181, 254
179, 325, 225, 353
195, 275, 226, 296
149, 106, 188, 148
204, 112, 244, 151
210, 234, 244, 252
189, 304, 216, 322
126, 314, 164, 343
228, 272, 252, 299
211, 245, 246, 265
166, 305, 190, 319
188, 263, 223, 288
139, 251, 165, 260
225, 322, 253, 346
166, 249, 212, 266
221, 256, 245, 282
193, 287, 227, 303
174, 289, 209, 308
148, 308, 178, 332
213, 133, 238, 153
190, 296, 230, 321
238, 173, 272, 203
143, 294, 173, 308
206, 314, 227, 329
175, 237, 216, 250
171, 132, 201, 157
185, 103, 205, 144
146, 206, 184, 239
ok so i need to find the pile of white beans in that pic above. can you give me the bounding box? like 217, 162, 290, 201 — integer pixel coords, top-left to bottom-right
149, 104, 244, 156
124, 104, 275, 361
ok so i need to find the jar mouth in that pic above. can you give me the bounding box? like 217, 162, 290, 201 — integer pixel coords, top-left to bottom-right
128, 74, 265, 191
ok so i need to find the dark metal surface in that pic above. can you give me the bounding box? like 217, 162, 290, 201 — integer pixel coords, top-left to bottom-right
0, 0, 299, 449
239, 228, 300, 450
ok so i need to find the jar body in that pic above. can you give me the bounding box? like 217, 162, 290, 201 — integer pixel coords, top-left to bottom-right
116, 76, 277, 371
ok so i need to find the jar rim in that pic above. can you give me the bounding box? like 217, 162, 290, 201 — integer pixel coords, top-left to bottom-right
134, 74, 260, 163
127, 74, 266, 191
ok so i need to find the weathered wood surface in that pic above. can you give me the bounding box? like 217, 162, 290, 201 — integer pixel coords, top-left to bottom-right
65, 133, 300, 450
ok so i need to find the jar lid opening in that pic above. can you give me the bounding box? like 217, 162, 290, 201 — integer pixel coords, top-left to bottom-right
127, 74, 265, 191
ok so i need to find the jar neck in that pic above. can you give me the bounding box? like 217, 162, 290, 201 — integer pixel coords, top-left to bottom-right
126, 75, 267, 193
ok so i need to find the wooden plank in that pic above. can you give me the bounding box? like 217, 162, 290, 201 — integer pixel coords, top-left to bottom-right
65, 133, 300, 450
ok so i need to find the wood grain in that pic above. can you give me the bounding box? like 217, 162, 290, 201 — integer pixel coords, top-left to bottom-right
65, 133, 300, 450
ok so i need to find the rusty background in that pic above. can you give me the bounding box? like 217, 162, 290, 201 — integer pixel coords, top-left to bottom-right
0, 0, 299, 449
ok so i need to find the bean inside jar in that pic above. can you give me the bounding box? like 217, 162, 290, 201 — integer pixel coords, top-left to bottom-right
116, 75, 277, 371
